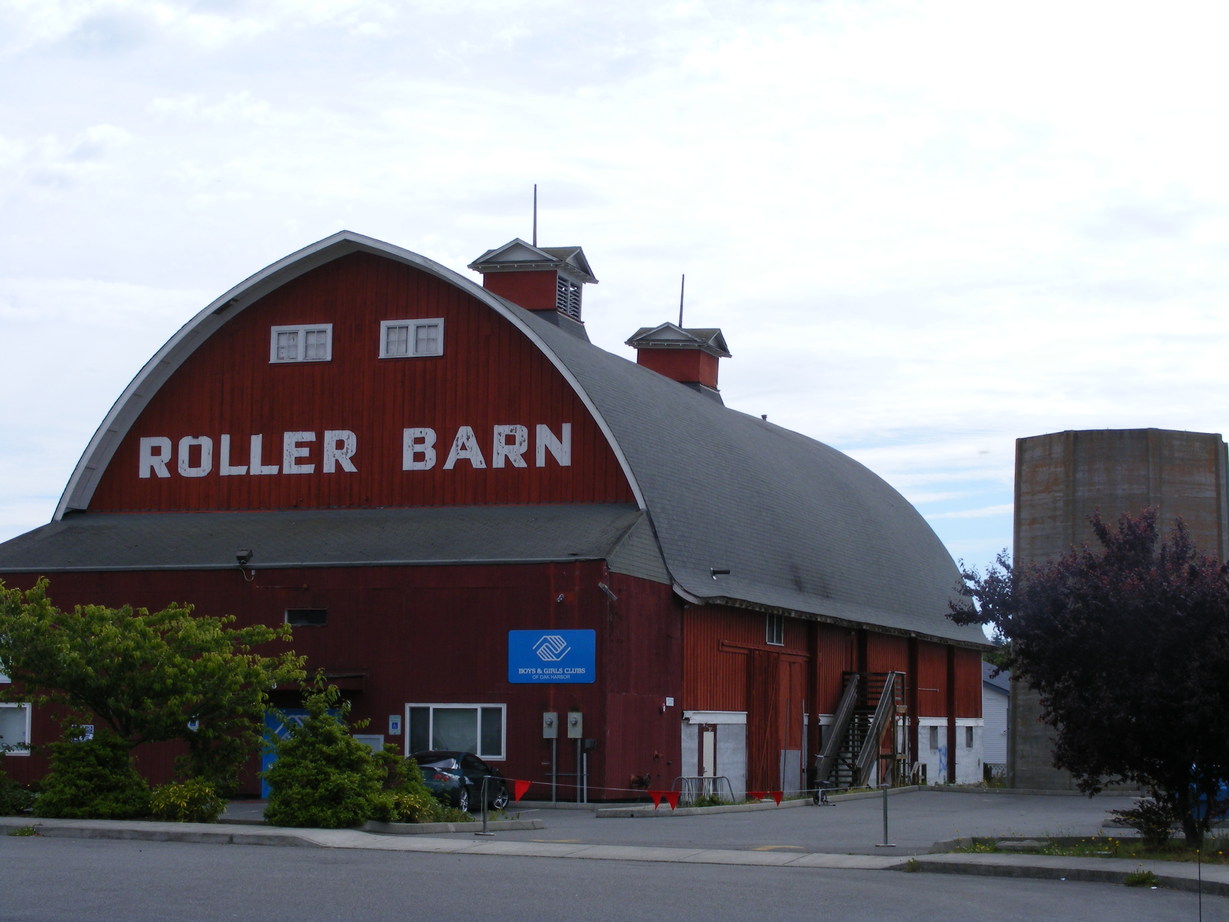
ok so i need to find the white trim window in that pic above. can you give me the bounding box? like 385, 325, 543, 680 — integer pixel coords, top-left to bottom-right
380, 319, 444, 358
406, 703, 505, 760
270, 324, 333, 363
0, 702, 31, 755
766, 613, 784, 646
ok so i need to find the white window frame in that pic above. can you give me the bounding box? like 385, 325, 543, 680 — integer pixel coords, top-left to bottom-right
766, 613, 784, 646
270, 324, 333, 363
405, 703, 505, 760
380, 319, 444, 359
0, 702, 32, 755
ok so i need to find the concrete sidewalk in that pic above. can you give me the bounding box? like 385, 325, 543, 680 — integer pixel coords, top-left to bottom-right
2, 789, 1227, 898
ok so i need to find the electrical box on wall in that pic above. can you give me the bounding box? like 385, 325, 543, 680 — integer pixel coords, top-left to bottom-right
567, 711, 583, 739
542, 711, 558, 739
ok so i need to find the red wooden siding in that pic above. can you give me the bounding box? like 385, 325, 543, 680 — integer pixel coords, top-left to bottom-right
88, 252, 633, 512
811, 623, 855, 713
682, 606, 808, 711
913, 640, 951, 718
953, 647, 983, 717
865, 632, 909, 674
636, 349, 720, 388
481, 271, 558, 312
1, 563, 683, 800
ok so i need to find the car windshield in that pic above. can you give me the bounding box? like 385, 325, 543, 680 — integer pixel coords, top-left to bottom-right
413, 751, 461, 769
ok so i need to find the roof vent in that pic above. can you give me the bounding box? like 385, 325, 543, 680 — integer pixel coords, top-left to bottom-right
626, 323, 730, 402
469, 239, 597, 322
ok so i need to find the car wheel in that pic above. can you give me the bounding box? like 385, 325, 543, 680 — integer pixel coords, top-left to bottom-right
490, 786, 510, 811
455, 786, 469, 812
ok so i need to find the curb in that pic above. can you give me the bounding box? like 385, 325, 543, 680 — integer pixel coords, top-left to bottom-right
906, 854, 1229, 898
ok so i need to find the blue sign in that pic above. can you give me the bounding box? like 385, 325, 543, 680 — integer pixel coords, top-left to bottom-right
508, 629, 596, 683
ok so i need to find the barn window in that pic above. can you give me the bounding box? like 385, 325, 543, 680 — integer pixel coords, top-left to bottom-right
929, 726, 939, 750
380, 319, 444, 358
0, 703, 31, 755
270, 324, 333, 363
965, 726, 974, 748
765, 613, 784, 646
406, 703, 505, 760
285, 608, 328, 627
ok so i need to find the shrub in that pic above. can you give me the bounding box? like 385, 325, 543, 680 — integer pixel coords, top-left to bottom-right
149, 778, 226, 823
34, 731, 150, 819
0, 757, 35, 815
263, 680, 385, 828
1110, 796, 1178, 850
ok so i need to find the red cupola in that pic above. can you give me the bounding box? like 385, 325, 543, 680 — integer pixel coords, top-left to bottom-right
469, 239, 597, 322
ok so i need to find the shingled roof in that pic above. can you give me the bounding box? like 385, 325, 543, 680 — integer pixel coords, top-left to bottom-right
0, 231, 984, 647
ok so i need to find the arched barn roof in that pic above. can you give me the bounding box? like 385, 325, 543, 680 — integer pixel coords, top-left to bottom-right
4, 231, 984, 647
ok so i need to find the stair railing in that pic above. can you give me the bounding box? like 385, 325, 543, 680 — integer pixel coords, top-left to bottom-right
852, 670, 900, 787
815, 672, 861, 785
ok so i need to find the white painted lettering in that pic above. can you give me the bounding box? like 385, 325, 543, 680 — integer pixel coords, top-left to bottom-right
219, 434, 248, 476
283, 431, 316, 474
444, 426, 486, 469
402, 428, 437, 471
492, 425, 528, 468
177, 436, 213, 478
323, 430, 357, 473
249, 434, 279, 475
536, 423, 571, 467
139, 437, 172, 479
132, 423, 571, 481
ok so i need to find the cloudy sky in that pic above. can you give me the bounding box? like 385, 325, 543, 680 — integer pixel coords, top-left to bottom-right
4, 0, 1229, 571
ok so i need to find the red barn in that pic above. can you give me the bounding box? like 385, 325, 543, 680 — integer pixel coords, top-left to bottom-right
0, 232, 987, 799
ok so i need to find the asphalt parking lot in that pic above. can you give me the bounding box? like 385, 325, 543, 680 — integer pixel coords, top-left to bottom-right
490, 787, 1143, 856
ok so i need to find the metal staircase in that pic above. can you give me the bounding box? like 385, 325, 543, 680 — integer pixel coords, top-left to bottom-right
815, 671, 905, 789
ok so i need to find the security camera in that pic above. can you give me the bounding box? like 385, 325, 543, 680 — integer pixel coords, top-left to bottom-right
236, 550, 252, 568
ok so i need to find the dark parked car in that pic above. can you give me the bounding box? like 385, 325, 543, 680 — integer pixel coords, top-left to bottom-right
411, 750, 510, 812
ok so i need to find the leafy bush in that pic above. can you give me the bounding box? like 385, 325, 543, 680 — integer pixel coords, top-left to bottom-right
0, 757, 35, 815
149, 778, 226, 823
263, 680, 386, 828
1110, 796, 1178, 850
34, 731, 150, 819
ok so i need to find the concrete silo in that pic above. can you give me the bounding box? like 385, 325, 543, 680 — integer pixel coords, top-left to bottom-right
1011, 428, 1229, 789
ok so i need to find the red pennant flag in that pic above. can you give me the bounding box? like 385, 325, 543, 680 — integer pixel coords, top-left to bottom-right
748, 790, 765, 801
664, 791, 680, 810
770, 790, 783, 805
649, 790, 664, 808
512, 779, 530, 802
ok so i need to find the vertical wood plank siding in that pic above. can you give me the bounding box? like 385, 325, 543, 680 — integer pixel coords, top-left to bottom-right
0, 563, 684, 798
88, 253, 633, 511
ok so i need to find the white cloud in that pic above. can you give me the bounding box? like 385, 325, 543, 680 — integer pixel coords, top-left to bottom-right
2, 0, 1228, 574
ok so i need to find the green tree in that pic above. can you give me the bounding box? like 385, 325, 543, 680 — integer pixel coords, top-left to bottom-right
263, 676, 386, 828
951, 510, 1229, 846
0, 578, 304, 791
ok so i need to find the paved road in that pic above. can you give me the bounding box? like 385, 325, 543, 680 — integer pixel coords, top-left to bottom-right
1, 834, 1214, 922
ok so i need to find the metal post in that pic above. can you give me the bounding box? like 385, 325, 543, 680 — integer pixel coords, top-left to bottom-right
875, 783, 896, 848
476, 775, 494, 837
551, 737, 557, 804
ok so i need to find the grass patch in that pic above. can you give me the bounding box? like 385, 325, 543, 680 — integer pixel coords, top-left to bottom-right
1123, 868, 1160, 887
954, 835, 1229, 864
